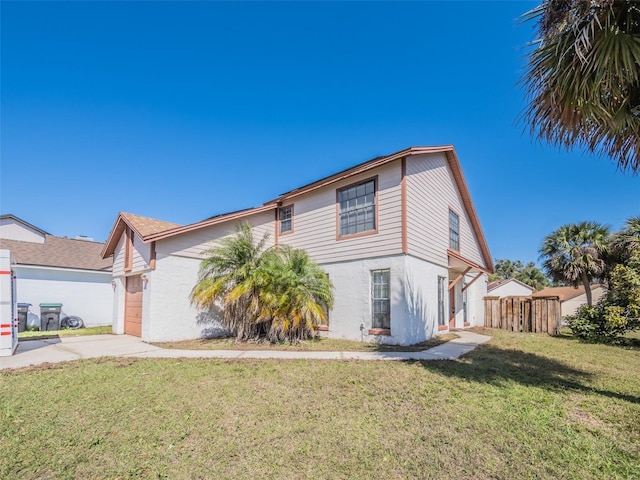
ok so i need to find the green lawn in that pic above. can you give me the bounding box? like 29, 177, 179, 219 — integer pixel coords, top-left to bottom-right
2, 328, 639, 479
154, 332, 458, 352
18, 325, 112, 340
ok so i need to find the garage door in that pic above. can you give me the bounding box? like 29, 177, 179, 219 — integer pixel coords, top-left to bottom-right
124, 275, 142, 337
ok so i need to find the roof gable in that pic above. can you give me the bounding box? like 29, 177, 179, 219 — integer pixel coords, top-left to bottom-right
487, 278, 534, 293
102, 212, 181, 258
101, 145, 493, 271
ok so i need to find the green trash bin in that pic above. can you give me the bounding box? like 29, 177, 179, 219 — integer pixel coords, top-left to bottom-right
39, 303, 63, 331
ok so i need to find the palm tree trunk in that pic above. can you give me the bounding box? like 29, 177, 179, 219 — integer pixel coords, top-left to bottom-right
581, 272, 593, 306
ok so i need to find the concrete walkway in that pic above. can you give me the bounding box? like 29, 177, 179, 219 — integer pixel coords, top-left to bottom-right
0, 331, 491, 370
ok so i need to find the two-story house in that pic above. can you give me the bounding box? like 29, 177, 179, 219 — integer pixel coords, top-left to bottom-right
101, 146, 494, 345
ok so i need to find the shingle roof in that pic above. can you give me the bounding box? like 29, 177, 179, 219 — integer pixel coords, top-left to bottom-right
120, 212, 181, 237
0, 235, 113, 271
532, 284, 605, 302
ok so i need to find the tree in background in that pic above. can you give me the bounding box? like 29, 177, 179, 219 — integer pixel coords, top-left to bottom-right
490, 258, 550, 291
540, 221, 610, 305
521, 0, 640, 173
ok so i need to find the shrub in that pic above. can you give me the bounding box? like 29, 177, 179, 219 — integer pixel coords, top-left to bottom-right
567, 303, 629, 341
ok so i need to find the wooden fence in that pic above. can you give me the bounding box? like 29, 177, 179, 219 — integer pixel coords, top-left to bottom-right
484, 296, 562, 335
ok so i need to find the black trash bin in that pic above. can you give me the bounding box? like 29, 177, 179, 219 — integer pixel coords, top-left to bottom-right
17, 303, 31, 332
39, 303, 63, 331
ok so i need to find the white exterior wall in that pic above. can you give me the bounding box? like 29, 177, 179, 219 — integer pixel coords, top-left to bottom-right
14, 265, 113, 327
406, 153, 484, 267
278, 162, 403, 264
145, 254, 219, 342
489, 281, 534, 298
321, 255, 407, 345
463, 272, 487, 327
403, 255, 449, 342
561, 288, 606, 317
0, 219, 45, 243
0, 250, 18, 356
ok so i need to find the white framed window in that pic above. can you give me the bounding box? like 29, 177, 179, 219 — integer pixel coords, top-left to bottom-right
279, 205, 293, 234
449, 209, 460, 251
371, 269, 390, 330
338, 178, 376, 237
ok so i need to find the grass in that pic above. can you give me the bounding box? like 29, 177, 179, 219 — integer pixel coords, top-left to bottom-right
18, 325, 112, 340
154, 332, 459, 352
2, 328, 639, 479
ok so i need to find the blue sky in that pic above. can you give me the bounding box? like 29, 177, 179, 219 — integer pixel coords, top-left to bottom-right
2, 1, 638, 266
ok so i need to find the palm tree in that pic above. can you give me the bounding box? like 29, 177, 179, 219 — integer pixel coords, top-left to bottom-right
610, 216, 640, 260
517, 262, 551, 292
191, 223, 334, 343
521, 1, 640, 173
258, 246, 334, 343
190, 223, 271, 341
540, 221, 610, 305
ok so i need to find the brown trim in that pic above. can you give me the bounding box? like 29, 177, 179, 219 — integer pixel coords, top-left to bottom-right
462, 272, 484, 292
448, 266, 471, 290
401, 157, 407, 254
145, 204, 277, 242
149, 242, 157, 270
444, 150, 493, 273
278, 204, 294, 236
316, 325, 329, 332
335, 175, 379, 241
368, 328, 391, 336
448, 249, 490, 274
438, 325, 448, 331
265, 146, 452, 204
124, 227, 133, 272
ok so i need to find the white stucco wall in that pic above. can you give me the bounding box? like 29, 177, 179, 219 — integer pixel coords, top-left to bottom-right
145, 253, 226, 342
14, 265, 113, 327
561, 287, 607, 317
403, 255, 449, 342
321, 255, 407, 345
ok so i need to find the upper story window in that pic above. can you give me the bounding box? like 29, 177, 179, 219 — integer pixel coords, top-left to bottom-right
279, 205, 293, 234
337, 178, 376, 238
449, 209, 460, 251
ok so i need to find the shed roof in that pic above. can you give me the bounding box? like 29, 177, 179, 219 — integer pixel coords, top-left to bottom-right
0, 235, 112, 271
532, 284, 606, 302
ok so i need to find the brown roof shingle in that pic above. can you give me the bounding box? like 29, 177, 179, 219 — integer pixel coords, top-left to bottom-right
0, 236, 113, 271
120, 212, 181, 237
532, 284, 605, 302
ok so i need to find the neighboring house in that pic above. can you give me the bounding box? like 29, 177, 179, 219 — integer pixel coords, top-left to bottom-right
0, 214, 113, 328
487, 278, 534, 297
102, 145, 494, 345
532, 284, 607, 317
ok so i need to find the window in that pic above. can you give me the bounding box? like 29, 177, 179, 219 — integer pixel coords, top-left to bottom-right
371, 269, 390, 330
438, 276, 446, 326
338, 179, 376, 237
279, 205, 293, 234
449, 209, 460, 251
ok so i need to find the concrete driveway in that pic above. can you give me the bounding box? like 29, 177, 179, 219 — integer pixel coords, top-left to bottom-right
0, 331, 491, 370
